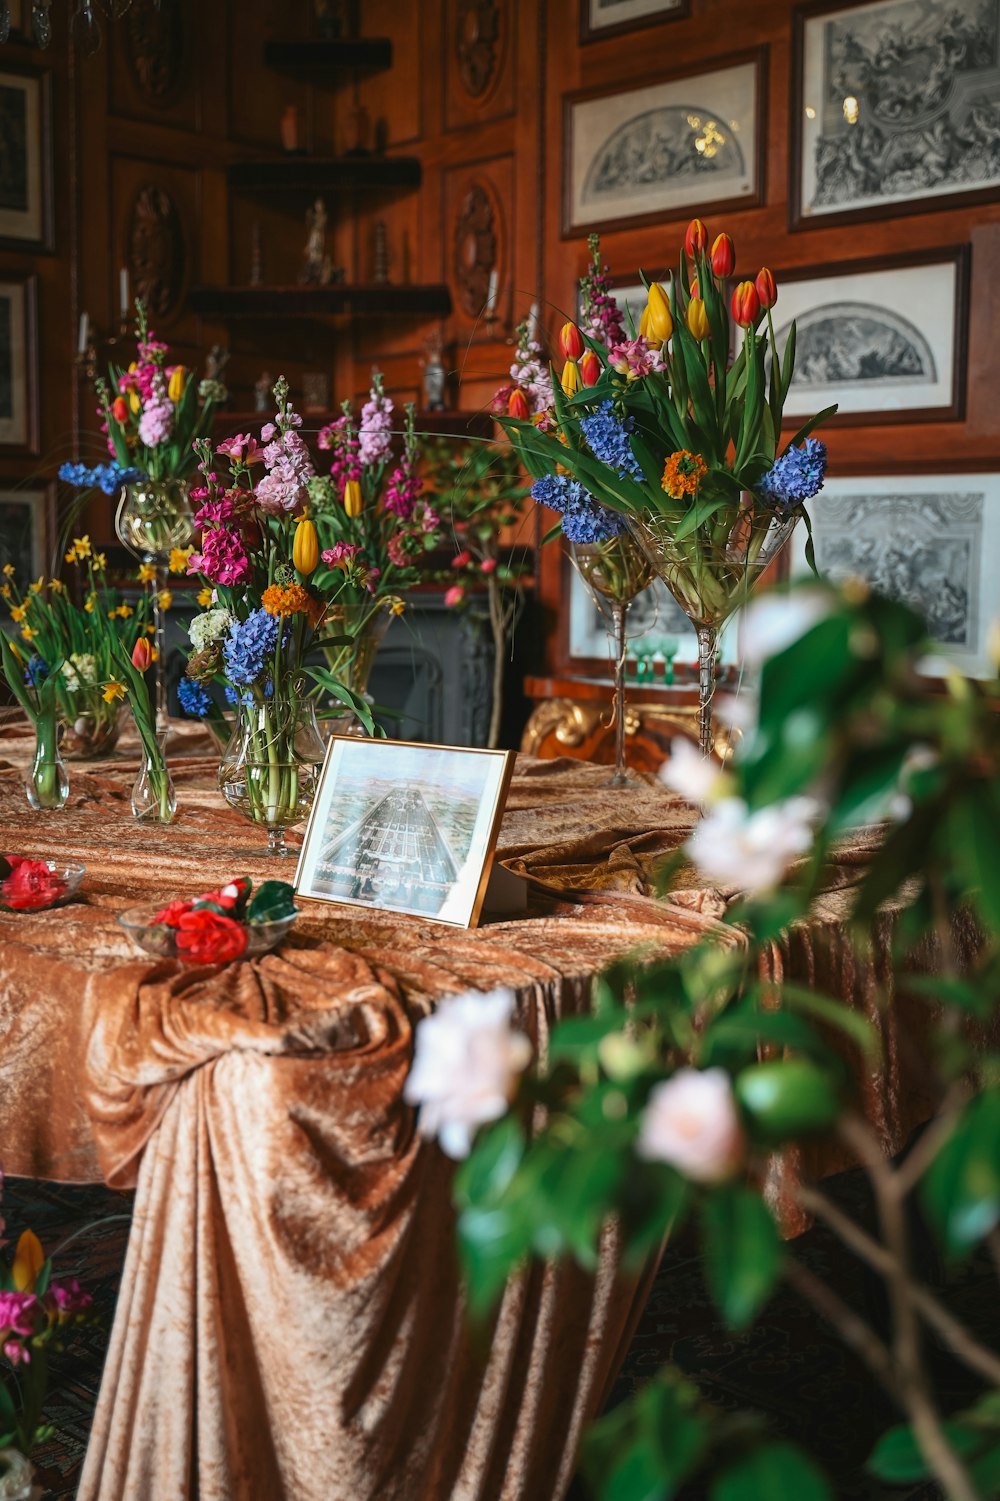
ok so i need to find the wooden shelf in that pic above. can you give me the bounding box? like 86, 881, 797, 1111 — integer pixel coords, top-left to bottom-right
226, 155, 422, 194
212, 408, 492, 439
188, 284, 453, 319
263, 38, 392, 79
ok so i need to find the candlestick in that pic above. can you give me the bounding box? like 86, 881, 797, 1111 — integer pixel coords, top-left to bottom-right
77, 310, 90, 355
119, 267, 130, 319
485, 268, 499, 325
527, 302, 539, 341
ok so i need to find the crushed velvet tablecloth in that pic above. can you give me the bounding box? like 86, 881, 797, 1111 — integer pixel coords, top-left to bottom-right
0, 721, 964, 1501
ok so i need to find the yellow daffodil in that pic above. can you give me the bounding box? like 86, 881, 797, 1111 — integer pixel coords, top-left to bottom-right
10, 604, 26, 622
94, 552, 107, 570
388, 598, 405, 617
49, 578, 65, 593
168, 546, 193, 574
0, 584, 10, 600
197, 587, 213, 608
65, 550, 76, 565
137, 562, 156, 584
157, 589, 172, 610
20, 625, 35, 642
117, 604, 133, 618
28, 577, 43, 594
102, 681, 127, 704
72, 536, 92, 559
2, 562, 14, 577
84, 594, 96, 613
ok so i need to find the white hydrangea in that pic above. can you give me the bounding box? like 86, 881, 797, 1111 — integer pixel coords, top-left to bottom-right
404, 987, 532, 1159
61, 652, 96, 694
189, 608, 234, 654
685, 795, 820, 895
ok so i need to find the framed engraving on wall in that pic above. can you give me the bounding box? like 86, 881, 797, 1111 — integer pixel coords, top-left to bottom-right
580, 0, 690, 43
766, 247, 969, 425
0, 274, 38, 453
790, 473, 1000, 678
0, 484, 52, 579
0, 65, 53, 251
792, 0, 1000, 228
563, 50, 765, 236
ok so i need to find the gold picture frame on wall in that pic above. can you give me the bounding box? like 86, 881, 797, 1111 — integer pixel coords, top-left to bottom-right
563, 49, 766, 237
295, 737, 516, 929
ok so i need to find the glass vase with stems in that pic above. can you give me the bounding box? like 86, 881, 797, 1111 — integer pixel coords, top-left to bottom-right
569, 535, 655, 786
115, 478, 194, 733
131, 731, 177, 824
219, 684, 326, 857
26, 693, 69, 811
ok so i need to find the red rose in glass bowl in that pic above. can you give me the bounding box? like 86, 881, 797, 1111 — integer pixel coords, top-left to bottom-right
118, 876, 298, 963
175, 909, 248, 964
0, 857, 85, 912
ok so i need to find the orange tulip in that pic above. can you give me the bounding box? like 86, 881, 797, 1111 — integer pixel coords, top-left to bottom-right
686, 297, 710, 341
579, 350, 601, 387
731, 280, 761, 327
132, 636, 153, 671
559, 321, 585, 361
710, 233, 735, 278
755, 267, 777, 310
507, 387, 530, 420
685, 218, 708, 257
111, 395, 129, 425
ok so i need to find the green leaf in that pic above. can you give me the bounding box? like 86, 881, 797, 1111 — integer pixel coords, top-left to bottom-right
712, 1442, 833, 1501
868, 1422, 980, 1482
921, 1089, 1000, 1255
701, 1185, 781, 1328
949, 792, 1000, 935
735, 1059, 840, 1141
0, 1382, 16, 1432
548, 1012, 628, 1065
454, 1114, 525, 1210
247, 880, 297, 924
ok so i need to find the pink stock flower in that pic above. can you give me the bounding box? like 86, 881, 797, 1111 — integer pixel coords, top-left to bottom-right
260, 422, 277, 442
138, 397, 174, 448
358, 380, 394, 467
188, 527, 251, 587
444, 584, 465, 609
0, 1290, 40, 1339
193, 494, 235, 528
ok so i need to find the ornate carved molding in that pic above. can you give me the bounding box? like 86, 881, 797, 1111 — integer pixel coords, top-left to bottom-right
127, 184, 184, 320
124, 0, 183, 101
455, 0, 501, 100
452, 181, 499, 320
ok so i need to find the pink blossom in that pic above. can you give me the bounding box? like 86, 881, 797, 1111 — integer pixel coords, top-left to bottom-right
637, 1068, 745, 1183
138, 397, 174, 448
384, 456, 421, 519
491, 383, 516, 416
47, 1278, 94, 1318
358, 379, 394, 467
0, 1290, 40, 1338
188, 527, 251, 587
217, 434, 264, 466
452, 551, 471, 568
387, 533, 411, 568
321, 542, 361, 568
608, 336, 664, 379
444, 584, 465, 609
3, 1339, 29, 1365
480, 558, 497, 574
260, 422, 277, 442
193, 494, 236, 528
418, 503, 440, 534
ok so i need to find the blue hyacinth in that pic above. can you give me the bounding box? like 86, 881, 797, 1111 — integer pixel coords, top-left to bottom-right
222, 609, 283, 687
531, 473, 626, 545
177, 676, 213, 718
580, 400, 644, 482
24, 655, 49, 687
59, 461, 145, 495
757, 438, 827, 511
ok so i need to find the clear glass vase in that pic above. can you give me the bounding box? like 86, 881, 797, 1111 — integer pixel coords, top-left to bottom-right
219, 695, 326, 856
317, 600, 393, 739
115, 478, 194, 733
58, 697, 125, 760
625, 506, 800, 757
25, 707, 69, 811
131, 733, 177, 824
570, 536, 655, 788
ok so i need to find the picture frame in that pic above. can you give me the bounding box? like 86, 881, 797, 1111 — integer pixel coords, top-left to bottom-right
791, 0, 1000, 229
789, 472, 1000, 679
0, 273, 39, 453
0, 63, 53, 251
294, 737, 516, 928
0, 483, 53, 581
767, 247, 970, 425
580, 0, 690, 44
563, 49, 765, 236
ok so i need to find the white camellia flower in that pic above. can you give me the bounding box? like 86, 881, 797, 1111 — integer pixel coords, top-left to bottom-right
658, 737, 731, 806
738, 588, 834, 670
685, 795, 819, 895
404, 987, 532, 1159
636, 1067, 745, 1183
189, 607, 235, 654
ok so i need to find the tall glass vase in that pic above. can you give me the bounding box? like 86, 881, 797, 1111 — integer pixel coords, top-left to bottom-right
131, 732, 177, 824
25, 703, 69, 811
115, 479, 194, 733
317, 600, 393, 739
625, 505, 800, 757
570, 536, 655, 787
219, 693, 326, 856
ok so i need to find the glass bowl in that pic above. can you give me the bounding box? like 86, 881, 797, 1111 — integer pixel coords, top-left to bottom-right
117, 903, 298, 962
0, 860, 86, 913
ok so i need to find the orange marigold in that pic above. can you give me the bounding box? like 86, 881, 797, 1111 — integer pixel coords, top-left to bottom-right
661, 450, 708, 500
261, 582, 315, 618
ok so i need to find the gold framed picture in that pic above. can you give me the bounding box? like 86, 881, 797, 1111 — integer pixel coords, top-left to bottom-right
294, 736, 515, 928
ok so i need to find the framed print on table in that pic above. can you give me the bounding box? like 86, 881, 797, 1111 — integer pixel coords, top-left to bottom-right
0, 64, 53, 250
0, 274, 38, 453
580, 0, 690, 43
792, 0, 1000, 228
295, 737, 515, 929
0, 484, 52, 580
790, 472, 1000, 678
563, 49, 765, 236
767, 247, 969, 425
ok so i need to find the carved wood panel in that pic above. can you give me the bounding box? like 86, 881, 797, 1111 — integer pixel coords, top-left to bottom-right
444, 159, 512, 334
445, 0, 514, 130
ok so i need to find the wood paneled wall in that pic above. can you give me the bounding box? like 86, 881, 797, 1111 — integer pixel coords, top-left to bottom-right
2, 0, 998, 682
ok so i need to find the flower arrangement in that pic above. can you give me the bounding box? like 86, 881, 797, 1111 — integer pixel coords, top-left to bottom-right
0, 1170, 94, 1458
119, 876, 298, 962
408, 580, 1000, 1501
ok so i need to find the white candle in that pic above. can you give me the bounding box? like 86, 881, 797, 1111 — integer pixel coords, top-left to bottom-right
486, 268, 499, 312
77, 310, 89, 354
119, 267, 130, 317
527, 302, 539, 340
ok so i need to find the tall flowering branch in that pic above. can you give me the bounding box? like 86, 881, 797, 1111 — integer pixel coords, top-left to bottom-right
579, 233, 626, 348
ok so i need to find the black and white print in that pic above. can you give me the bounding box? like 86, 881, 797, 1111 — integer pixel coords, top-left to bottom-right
0, 487, 45, 579
0, 67, 48, 247
0, 276, 35, 450
792, 475, 1000, 677
582, 0, 687, 39
798, 0, 1000, 220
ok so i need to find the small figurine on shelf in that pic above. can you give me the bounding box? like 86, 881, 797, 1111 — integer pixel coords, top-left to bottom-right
372, 220, 390, 285
254, 370, 274, 412
421, 329, 448, 411
299, 198, 334, 286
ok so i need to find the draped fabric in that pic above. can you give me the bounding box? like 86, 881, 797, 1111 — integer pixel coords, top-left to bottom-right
0, 721, 969, 1499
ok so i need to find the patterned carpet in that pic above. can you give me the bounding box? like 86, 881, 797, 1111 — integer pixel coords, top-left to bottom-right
3, 1168, 995, 1499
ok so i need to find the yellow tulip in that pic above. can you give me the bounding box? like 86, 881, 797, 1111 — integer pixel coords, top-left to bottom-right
644, 282, 673, 343
129, 390, 141, 415
560, 359, 581, 397
13, 1229, 44, 1292
686, 297, 710, 341
293, 517, 319, 575
344, 479, 363, 518
167, 365, 187, 402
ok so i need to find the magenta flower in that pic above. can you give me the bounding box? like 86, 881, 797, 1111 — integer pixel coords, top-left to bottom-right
0, 1290, 40, 1338
193, 494, 236, 528
321, 542, 361, 569
188, 527, 251, 587
47, 1278, 94, 1318
608, 336, 664, 379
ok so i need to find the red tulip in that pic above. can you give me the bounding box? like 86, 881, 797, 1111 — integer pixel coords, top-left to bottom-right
755, 267, 777, 310
131, 636, 153, 671
710, 233, 735, 278
111, 395, 129, 425
685, 218, 708, 257
507, 387, 530, 420
559, 321, 585, 360
579, 349, 601, 387
731, 280, 761, 327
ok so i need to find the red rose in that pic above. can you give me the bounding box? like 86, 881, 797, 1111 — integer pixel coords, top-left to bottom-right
175, 909, 248, 964
195, 879, 250, 913
152, 897, 195, 928
1, 858, 66, 911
